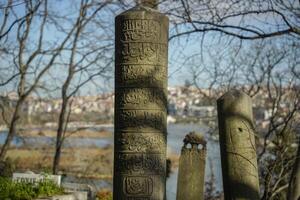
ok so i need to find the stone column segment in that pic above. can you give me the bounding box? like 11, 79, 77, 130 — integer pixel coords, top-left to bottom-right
217, 90, 260, 200
176, 132, 206, 200
114, 5, 168, 200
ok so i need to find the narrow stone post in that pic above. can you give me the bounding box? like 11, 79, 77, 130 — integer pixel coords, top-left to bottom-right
217, 90, 260, 200
176, 132, 206, 200
114, 3, 168, 200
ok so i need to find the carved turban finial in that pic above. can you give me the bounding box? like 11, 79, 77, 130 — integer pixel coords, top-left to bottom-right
183, 131, 206, 149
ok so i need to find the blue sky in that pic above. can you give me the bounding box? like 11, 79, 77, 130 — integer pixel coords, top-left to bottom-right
0, 0, 298, 96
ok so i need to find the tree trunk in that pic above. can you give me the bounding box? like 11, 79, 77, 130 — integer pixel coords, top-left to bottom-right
52, 100, 67, 174
0, 100, 23, 161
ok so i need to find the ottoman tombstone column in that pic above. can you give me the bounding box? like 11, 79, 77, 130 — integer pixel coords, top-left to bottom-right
217, 90, 260, 200
114, 3, 168, 200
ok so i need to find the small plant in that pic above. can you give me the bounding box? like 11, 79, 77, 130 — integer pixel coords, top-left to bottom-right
35, 179, 64, 197
9, 181, 37, 200
0, 158, 15, 178
0, 177, 64, 200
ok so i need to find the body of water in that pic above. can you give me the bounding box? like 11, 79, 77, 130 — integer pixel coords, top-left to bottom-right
0, 133, 113, 148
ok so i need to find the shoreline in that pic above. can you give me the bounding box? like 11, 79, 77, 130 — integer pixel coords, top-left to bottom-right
0, 127, 113, 138
0, 123, 114, 132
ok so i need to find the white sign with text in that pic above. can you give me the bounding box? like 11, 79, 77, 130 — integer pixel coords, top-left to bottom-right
12, 172, 61, 186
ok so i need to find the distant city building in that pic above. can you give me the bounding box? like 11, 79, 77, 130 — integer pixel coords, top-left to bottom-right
0, 86, 297, 127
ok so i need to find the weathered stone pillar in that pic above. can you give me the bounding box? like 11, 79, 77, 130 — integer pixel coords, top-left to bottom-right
114, 4, 168, 200
176, 132, 206, 200
217, 90, 260, 200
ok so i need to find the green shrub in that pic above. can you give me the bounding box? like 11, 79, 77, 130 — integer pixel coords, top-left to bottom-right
35, 180, 64, 197
0, 177, 11, 199
0, 177, 64, 200
0, 158, 15, 178
9, 182, 37, 200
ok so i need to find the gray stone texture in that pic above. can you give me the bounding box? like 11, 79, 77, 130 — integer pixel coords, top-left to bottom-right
176, 132, 206, 200
114, 4, 168, 200
61, 182, 95, 200
35, 192, 87, 200
217, 90, 260, 200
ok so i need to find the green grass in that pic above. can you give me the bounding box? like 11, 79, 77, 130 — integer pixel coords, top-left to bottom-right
0, 177, 64, 200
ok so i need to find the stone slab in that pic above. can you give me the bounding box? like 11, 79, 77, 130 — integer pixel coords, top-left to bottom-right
61, 182, 95, 200
13, 172, 61, 186
35, 191, 87, 200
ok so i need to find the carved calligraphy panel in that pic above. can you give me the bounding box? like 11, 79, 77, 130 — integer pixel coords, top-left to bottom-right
115, 88, 167, 110
114, 7, 169, 200
124, 176, 153, 196
115, 64, 167, 88
116, 153, 165, 175
116, 42, 167, 65
115, 132, 166, 153
115, 109, 166, 133
120, 19, 160, 42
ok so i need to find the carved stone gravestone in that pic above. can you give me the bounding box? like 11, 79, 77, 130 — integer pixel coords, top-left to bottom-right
217, 90, 260, 200
114, 3, 168, 200
176, 132, 206, 200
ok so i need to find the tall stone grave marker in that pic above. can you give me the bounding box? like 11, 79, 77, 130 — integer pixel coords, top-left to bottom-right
176, 132, 206, 200
114, 3, 168, 200
217, 90, 260, 200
